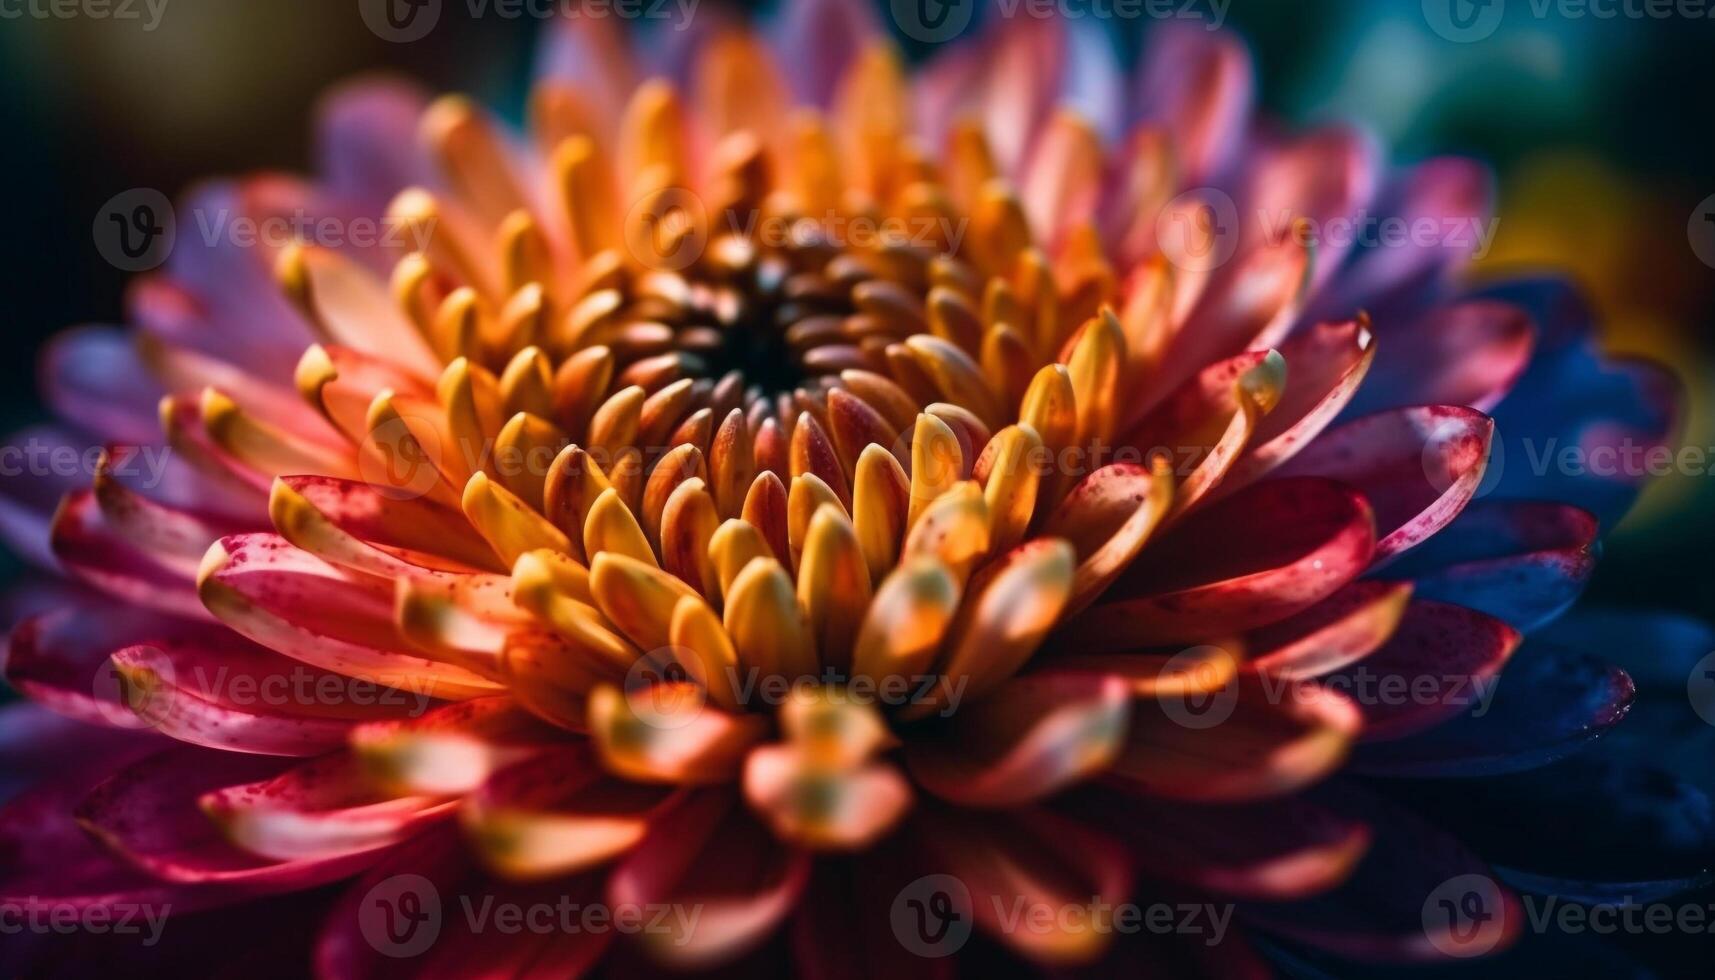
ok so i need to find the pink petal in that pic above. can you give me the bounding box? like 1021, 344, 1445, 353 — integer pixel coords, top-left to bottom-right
1353, 300, 1535, 415
1066, 477, 1375, 648
1279, 405, 1493, 563
201, 533, 503, 699
1309, 157, 1493, 323
1243, 126, 1381, 296
1219, 318, 1377, 492
915, 805, 1132, 965
198, 751, 456, 864
76, 747, 404, 889
316, 826, 612, 979
1132, 24, 1252, 184
0, 425, 102, 569
1246, 580, 1415, 680
107, 629, 434, 757
1111, 675, 1361, 802
1068, 785, 1371, 900
40, 326, 163, 445
4, 599, 201, 729
607, 789, 809, 968
1317, 600, 1520, 742
907, 674, 1130, 807
51, 489, 209, 619
314, 76, 435, 207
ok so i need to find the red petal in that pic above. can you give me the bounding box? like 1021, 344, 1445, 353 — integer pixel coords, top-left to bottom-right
607, 789, 809, 968
1279, 405, 1492, 563
1067, 477, 1375, 648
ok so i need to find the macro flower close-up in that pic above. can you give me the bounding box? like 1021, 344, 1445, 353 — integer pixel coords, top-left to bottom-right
3, 0, 1713, 976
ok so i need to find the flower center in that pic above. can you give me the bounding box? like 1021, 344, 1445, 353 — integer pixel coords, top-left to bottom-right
609, 178, 946, 412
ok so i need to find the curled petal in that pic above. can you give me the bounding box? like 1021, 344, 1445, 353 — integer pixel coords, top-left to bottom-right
1069, 478, 1375, 648
907, 673, 1130, 807
1279, 405, 1493, 564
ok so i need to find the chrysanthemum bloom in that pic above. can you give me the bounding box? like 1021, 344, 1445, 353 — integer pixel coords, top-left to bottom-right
1, 4, 1701, 976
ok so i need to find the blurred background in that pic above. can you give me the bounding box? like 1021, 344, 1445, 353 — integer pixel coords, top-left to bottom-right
1, 0, 1710, 614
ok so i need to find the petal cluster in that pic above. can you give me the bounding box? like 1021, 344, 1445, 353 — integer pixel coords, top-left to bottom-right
0, 5, 1687, 975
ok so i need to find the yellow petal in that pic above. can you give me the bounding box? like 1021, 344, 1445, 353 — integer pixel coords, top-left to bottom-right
1064, 308, 1125, 448
708, 518, 771, 606
587, 683, 764, 785
493, 411, 567, 511
723, 556, 816, 681
911, 538, 1075, 717
786, 472, 845, 571
907, 412, 963, 533
499, 346, 555, 421
659, 478, 720, 595
796, 506, 871, 673
462, 471, 573, 567
589, 552, 700, 652
201, 387, 354, 480
542, 445, 612, 560
583, 486, 657, 568
850, 443, 908, 585
511, 551, 638, 676
668, 595, 741, 711
902, 481, 991, 581
980, 424, 1043, 554
852, 556, 960, 689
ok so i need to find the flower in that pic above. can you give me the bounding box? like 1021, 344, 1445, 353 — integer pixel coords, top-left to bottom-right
0, 4, 1698, 976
